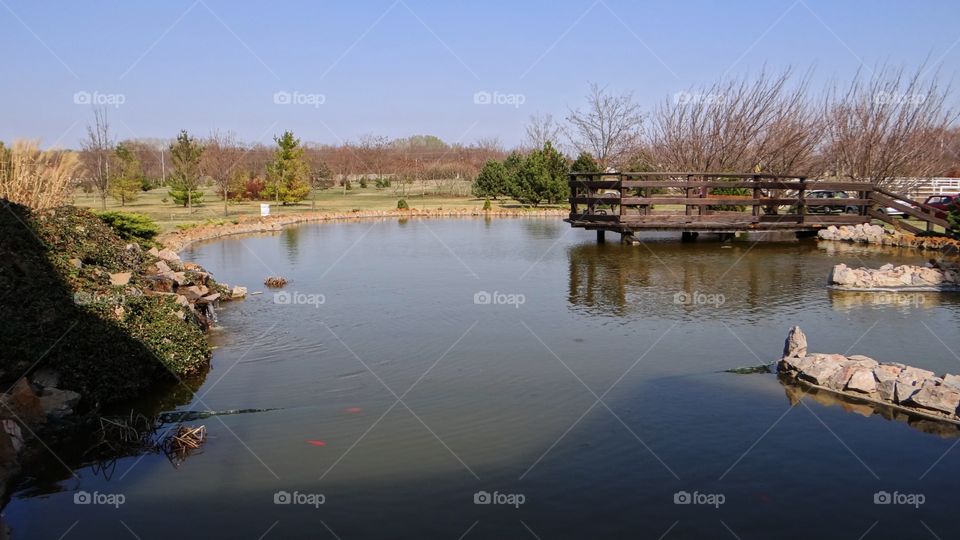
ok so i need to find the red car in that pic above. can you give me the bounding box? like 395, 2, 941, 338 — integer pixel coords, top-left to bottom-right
922, 194, 960, 219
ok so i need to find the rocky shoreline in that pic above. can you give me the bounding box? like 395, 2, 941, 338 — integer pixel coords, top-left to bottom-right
160, 207, 567, 251
779, 327, 960, 425
818, 223, 960, 254
0, 204, 247, 516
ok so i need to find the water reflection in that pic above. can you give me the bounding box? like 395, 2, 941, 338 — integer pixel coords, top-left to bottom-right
781, 378, 960, 438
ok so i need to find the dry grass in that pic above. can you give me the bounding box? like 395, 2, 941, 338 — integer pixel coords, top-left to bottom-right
1, 140, 80, 209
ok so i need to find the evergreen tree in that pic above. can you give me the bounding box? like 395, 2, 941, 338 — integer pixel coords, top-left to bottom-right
109, 143, 143, 206
168, 130, 204, 209
511, 142, 569, 206
570, 151, 601, 173
264, 131, 310, 205
472, 160, 510, 199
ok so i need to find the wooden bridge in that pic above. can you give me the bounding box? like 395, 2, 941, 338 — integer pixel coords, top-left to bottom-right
566, 172, 952, 241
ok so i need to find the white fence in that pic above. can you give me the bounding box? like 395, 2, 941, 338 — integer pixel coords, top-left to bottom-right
884, 177, 960, 199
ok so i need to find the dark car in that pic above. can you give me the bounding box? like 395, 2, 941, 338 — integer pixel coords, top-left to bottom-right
806, 190, 860, 214
922, 194, 959, 219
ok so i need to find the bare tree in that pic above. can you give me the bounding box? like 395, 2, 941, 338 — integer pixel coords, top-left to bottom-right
565, 84, 644, 169
80, 107, 113, 209
201, 130, 242, 215
648, 69, 819, 174
524, 113, 562, 150
822, 65, 955, 188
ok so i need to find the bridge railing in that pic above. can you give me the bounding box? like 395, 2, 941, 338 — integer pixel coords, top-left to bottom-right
568, 172, 875, 228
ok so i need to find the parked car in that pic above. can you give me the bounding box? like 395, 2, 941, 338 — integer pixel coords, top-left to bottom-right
922, 194, 959, 219
806, 190, 860, 214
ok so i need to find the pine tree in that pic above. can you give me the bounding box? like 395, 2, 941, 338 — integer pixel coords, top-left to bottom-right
109, 143, 143, 206
168, 130, 204, 209
264, 131, 310, 205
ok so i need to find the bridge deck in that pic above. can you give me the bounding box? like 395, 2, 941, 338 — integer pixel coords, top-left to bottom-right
566, 172, 949, 236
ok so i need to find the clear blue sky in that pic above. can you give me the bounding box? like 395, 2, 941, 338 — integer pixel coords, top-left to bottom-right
2, 0, 958, 148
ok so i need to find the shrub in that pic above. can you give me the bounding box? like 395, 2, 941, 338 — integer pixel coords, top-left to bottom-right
483, 199, 492, 211
375, 178, 391, 188
94, 211, 160, 241
397, 199, 409, 209
359, 178, 368, 188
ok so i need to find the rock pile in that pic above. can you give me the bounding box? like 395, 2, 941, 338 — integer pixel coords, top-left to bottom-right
142, 246, 246, 328
829, 263, 960, 291
818, 224, 960, 254
779, 327, 960, 423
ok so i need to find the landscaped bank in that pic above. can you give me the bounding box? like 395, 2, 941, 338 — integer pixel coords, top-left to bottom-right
779, 327, 960, 425
160, 207, 568, 250
0, 202, 242, 504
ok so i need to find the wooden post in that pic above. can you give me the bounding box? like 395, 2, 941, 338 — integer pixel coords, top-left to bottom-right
798, 178, 807, 224
597, 230, 605, 243
752, 175, 761, 220
685, 174, 693, 216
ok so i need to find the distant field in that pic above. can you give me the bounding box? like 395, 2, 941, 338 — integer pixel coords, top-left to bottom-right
70, 182, 506, 232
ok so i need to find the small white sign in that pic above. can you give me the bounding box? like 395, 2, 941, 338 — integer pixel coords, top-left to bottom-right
260, 203, 270, 217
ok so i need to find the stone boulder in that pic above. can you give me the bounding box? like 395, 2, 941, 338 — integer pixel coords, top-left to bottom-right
908, 381, 960, 415
783, 326, 807, 358
38, 388, 81, 419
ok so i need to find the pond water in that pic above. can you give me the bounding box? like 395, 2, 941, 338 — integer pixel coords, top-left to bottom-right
7, 218, 960, 539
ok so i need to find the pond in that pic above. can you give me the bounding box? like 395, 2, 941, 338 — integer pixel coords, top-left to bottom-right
6, 218, 960, 539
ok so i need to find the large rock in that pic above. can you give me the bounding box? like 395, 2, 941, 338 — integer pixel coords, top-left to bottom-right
800, 354, 846, 386
846, 369, 878, 394
942, 374, 960, 392
38, 388, 81, 418
230, 286, 247, 299
908, 381, 960, 415
898, 366, 935, 387
157, 249, 181, 263
783, 326, 807, 358
109, 272, 132, 286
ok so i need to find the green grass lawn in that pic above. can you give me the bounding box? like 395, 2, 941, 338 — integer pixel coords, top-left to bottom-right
71, 183, 497, 232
